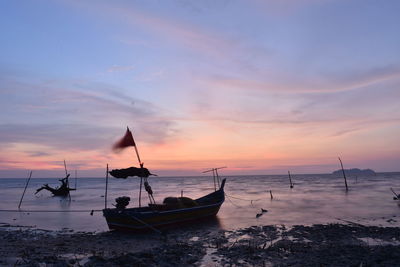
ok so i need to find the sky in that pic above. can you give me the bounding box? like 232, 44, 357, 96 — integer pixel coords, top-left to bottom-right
0, 0, 399, 178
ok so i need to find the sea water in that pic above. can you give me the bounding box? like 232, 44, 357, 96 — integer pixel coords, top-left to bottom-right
0, 173, 399, 232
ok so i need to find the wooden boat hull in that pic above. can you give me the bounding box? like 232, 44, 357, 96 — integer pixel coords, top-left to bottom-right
103, 202, 223, 231
103, 179, 226, 232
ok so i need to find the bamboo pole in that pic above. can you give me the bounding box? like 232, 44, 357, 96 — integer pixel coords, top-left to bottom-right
64, 160, 68, 177
64, 160, 71, 199
74, 170, 77, 189
105, 164, 109, 209
64, 160, 70, 187
133, 145, 142, 167
139, 177, 143, 207
288, 171, 294, 189
216, 169, 221, 188
391, 188, 399, 199
18, 171, 32, 209
213, 169, 216, 191
202, 167, 226, 191
338, 157, 348, 191
129, 127, 143, 166
129, 128, 145, 207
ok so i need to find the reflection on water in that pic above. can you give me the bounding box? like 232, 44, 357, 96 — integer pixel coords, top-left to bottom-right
0, 173, 399, 232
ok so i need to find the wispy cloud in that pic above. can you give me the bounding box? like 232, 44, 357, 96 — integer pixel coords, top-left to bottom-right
107, 65, 135, 73
0, 72, 178, 149
67, 1, 242, 62
252, 0, 334, 16
203, 65, 400, 94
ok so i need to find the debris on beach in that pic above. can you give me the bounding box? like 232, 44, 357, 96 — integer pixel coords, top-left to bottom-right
35, 174, 76, 197
256, 209, 268, 218
35, 161, 76, 197
391, 188, 399, 200
2, 223, 400, 266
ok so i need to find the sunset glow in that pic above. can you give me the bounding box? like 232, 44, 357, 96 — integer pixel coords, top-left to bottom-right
1, 0, 399, 177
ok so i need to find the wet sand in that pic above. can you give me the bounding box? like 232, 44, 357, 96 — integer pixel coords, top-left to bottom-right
1, 221, 400, 266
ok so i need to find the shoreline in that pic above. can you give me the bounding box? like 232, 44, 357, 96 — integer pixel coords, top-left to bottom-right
2, 221, 400, 266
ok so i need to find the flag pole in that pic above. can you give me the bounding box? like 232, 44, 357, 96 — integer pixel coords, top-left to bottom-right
128, 127, 143, 166
133, 145, 142, 167
128, 127, 144, 207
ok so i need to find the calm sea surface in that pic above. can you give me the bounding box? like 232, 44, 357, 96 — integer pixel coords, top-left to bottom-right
0, 173, 399, 232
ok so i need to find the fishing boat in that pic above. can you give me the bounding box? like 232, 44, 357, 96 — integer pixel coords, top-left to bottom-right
103, 178, 225, 231
102, 127, 226, 232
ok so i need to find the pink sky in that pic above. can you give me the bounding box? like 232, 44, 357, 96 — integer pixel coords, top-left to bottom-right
0, 0, 399, 177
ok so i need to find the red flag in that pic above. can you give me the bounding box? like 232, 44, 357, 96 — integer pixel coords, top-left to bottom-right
112, 127, 136, 151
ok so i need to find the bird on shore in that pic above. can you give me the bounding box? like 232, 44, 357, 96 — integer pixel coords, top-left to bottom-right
261, 208, 268, 213
256, 213, 263, 218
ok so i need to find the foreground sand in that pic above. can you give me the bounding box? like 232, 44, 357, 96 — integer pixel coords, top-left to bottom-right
1, 221, 400, 266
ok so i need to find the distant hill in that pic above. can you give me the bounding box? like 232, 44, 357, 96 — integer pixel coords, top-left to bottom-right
332, 168, 376, 176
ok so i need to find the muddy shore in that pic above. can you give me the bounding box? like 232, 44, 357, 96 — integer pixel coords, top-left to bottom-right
1, 222, 400, 266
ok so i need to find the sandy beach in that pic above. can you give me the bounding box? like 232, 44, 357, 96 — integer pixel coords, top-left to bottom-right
2, 175, 400, 266
2, 0, 400, 265
2, 220, 400, 266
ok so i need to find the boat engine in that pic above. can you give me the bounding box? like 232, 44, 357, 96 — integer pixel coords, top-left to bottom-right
115, 196, 130, 209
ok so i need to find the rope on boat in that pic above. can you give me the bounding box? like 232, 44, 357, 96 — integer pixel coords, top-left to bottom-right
224, 193, 263, 202
225, 194, 245, 208
0, 209, 102, 213
224, 193, 273, 208
128, 214, 162, 234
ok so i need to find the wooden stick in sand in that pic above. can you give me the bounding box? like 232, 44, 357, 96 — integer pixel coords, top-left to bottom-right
105, 164, 109, 209
390, 188, 399, 200
338, 157, 348, 191
18, 171, 33, 209
288, 171, 294, 189
64, 159, 72, 200
139, 177, 143, 207
74, 170, 77, 189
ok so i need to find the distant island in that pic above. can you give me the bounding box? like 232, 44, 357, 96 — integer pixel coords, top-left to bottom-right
332, 168, 376, 176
